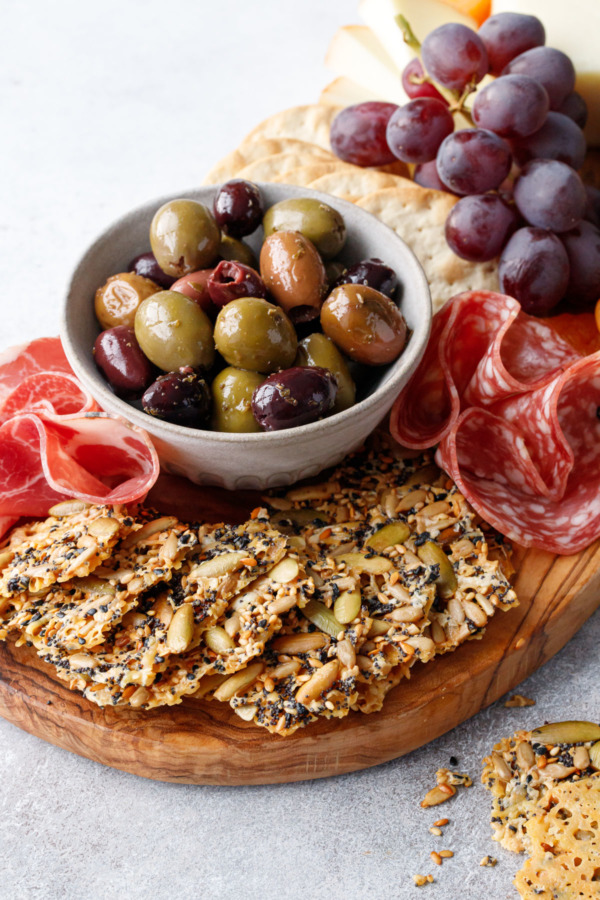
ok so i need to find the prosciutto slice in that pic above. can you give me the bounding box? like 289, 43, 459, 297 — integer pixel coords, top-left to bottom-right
0, 337, 159, 534
391, 291, 600, 554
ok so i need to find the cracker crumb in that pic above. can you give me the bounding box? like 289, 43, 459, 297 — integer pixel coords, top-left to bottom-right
480, 856, 497, 867
412, 874, 433, 886
504, 694, 535, 708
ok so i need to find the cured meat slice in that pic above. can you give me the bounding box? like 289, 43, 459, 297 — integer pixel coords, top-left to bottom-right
0, 338, 159, 535
437, 351, 600, 553
391, 291, 579, 448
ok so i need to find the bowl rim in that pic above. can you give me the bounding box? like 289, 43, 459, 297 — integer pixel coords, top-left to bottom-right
61, 182, 432, 444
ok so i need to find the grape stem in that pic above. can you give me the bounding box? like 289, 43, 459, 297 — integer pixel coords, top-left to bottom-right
395, 14, 475, 126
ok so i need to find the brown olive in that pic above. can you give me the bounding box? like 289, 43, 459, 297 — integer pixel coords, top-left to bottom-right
134, 290, 215, 372
320, 284, 407, 365
214, 297, 297, 373
260, 232, 327, 323
262, 198, 347, 259
295, 333, 355, 412
150, 199, 220, 278
94, 272, 160, 330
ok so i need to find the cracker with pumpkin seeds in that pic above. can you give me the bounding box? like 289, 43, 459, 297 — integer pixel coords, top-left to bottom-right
10, 517, 197, 652
0, 504, 134, 599
482, 722, 600, 855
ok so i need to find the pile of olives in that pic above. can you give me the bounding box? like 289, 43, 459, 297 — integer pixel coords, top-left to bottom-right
92, 180, 409, 432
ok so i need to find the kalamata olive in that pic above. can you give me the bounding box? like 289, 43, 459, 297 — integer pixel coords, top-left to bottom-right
208, 261, 267, 308
95, 272, 160, 330
260, 232, 327, 323
129, 252, 175, 289
213, 179, 264, 238
211, 367, 265, 433
334, 258, 399, 300
219, 234, 258, 268
93, 326, 153, 397
134, 291, 215, 372
321, 284, 407, 365
262, 198, 347, 259
214, 297, 297, 373
252, 366, 337, 431
295, 333, 356, 412
142, 367, 211, 427
171, 269, 216, 314
150, 199, 220, 278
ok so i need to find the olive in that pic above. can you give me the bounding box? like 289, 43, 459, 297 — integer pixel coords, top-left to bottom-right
150, 199, 220, 278
325, 260, 346, 289
134, 291, 215, 372
142, 367, 211, 427
214, 297, 297, 373
219, 234, 258, 268
295, 333, 356, 412
211, 367, 265, 433
252, 366, 337, 431
171, 269, 216, 315
128, 252, 175, 289
334, 258, 399, 300
95, 272, 160, 330
321, 284, 407, 366
208, 261, 267, 308
93, 326, 153, 397
213, 179, 264, 238
260, 232, 327, 323
263, 198, 347, 259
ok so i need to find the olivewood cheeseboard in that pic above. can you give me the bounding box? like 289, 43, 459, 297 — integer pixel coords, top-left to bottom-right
0, 475, 599, 785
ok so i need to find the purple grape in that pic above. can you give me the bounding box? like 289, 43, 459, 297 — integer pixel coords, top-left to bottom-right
386, 98, 455, 164
252, 367, 337, 431
510, 112, 586, 170
213, 180, 263, 238
502, 47, 575, 111
445, 194, 519, 263
561, 221, 600, 308
142, 367, 211, 427
333, 258, 398, 300
401, 58, 448, 104
499, 227, 570, 315
557, 92, 588, 129
513, 159, 586, 233
436, 129, 512, 196
414, 160, 454, 193
129, 252, 175, 289
478, 12, 545, 76
94, 326, 153, 398
472, 74, 548, 139
421, 23, 489, 92
330, 102, 399, 167
584, 186, 600, 227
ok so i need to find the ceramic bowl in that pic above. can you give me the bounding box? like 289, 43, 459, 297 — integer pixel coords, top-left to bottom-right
62, 183, 431, 490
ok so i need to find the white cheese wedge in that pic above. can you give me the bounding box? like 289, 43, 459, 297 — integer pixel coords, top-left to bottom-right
491, 0, 600, 146
324, 25, 410, 105
319, 77, 381, 107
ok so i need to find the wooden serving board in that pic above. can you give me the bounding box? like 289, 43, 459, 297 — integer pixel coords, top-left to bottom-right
1, 478, 600, 785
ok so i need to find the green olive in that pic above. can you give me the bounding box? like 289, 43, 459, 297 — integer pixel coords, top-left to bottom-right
320, 284, 407, 366
214, 298, 297, 374
150, 199, 220, 278
263, 198, 347, 259
134, 291, 215, 372
211, 367, 265, 432
324, 260, 346, 289
295, 333, 355, 413
260, 232, 327, 323
219, 234, 258, 268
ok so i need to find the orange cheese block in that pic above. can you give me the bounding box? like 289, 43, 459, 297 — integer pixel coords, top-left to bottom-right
440, 0, 491, 26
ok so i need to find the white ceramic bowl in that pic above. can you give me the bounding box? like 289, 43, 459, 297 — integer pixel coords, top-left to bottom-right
62, 183, 431, 490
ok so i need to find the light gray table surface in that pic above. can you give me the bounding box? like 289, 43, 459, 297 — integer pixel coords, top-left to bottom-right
1, 2, 598, 898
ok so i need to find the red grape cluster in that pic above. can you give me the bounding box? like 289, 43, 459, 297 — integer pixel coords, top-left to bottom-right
329, 12, 600, 317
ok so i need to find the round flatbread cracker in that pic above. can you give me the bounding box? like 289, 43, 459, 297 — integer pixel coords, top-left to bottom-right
271, 162, 343, 186
241, 104, 342, 152
307, 169, 405, 202
202, 138, 334, 185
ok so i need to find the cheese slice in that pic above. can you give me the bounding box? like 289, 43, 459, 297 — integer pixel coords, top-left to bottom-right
319, 76, 381, 107
325, 25, 410, 105
491, 0, 600, 146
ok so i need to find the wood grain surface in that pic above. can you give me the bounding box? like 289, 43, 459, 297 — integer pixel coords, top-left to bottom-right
1, 476, 599, 785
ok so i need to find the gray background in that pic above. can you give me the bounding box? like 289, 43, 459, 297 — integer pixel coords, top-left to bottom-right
1, 2, 598, 897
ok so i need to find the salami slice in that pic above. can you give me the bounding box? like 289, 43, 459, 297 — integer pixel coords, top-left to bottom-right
391, 291, 580, 448
0, 338, 159, 535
